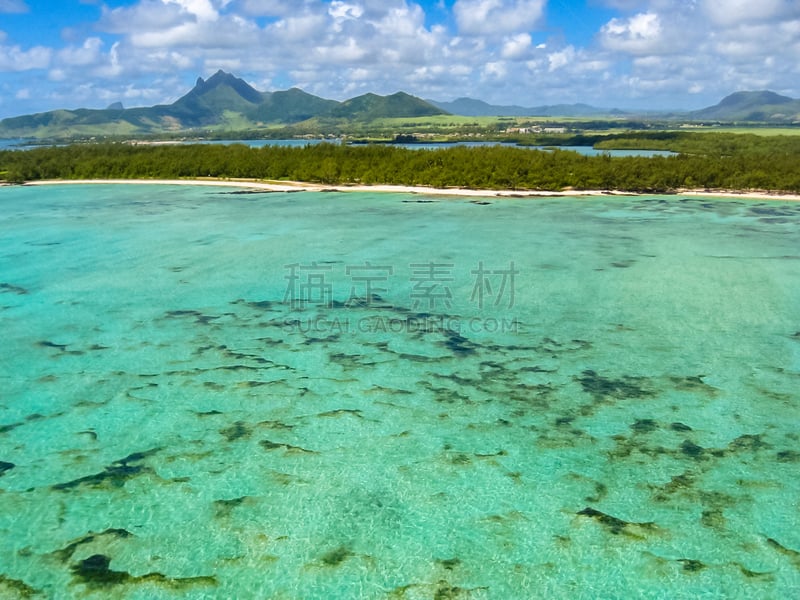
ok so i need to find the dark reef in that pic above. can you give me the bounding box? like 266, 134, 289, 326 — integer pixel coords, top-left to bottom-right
52, 449, 159, 491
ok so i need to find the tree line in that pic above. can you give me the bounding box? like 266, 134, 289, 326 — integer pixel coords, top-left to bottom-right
1, 135, 799, 192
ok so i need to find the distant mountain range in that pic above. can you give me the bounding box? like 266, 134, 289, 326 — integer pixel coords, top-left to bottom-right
428, 91, 800, 121
0, 70, 447, 138
0, 70, 798, 139
425, 97, 622, 118
686, 91, 800, 122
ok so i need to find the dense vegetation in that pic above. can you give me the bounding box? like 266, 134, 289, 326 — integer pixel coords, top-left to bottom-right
2, 132, 799, 192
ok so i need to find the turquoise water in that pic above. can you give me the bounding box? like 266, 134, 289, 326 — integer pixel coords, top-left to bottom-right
1, 184, 799, 599
0, 138, 675, 157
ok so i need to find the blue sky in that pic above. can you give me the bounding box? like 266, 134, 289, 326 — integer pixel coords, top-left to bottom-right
1, 0, 799, 118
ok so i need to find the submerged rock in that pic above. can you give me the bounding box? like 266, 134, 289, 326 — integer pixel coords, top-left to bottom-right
72, 554, 130, 586
577, 370, 653, 400
0, 574, 42, 597
71, 554, 217, 589
320, 545, 352, 566
219, 421, 252, 441
53, 528, 133, 562
52, 449, 159, 491
577, 507, 656, 536
678, 558, 706, 572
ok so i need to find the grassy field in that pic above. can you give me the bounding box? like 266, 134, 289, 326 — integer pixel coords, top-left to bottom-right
368, 114, 627, 128
679, 126, 800, 135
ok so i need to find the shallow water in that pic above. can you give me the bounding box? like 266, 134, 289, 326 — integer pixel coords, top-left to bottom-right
0, 137, 675, 156
1, 184, 799, 599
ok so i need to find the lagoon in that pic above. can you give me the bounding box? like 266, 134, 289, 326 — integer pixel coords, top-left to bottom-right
246, 139, 675, 157
0, 137, 676, 157
1, 184, 799, 598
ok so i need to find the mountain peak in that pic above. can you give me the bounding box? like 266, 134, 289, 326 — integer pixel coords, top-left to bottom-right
205, 69, 234, 84
691, 90, 800, 121
718, 90, 793, 108
332, 91, 446, 119
182, 70, 263, 106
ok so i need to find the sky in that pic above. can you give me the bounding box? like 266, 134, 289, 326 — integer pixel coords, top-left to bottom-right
1, 0, 799, 118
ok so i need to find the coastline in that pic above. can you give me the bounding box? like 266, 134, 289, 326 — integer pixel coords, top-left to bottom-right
5, 178, 800, 201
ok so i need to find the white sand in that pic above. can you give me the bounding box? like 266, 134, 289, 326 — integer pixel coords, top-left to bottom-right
9, 178, 800, 201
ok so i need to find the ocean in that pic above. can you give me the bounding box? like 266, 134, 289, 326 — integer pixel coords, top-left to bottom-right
1, 184, 799, 598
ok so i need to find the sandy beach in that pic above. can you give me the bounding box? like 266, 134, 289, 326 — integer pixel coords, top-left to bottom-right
6, 178, 800, 201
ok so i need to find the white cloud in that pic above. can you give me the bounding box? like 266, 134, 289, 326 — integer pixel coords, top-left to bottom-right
600, 12, 662, 54
702, 0, 799, 26
328, 1, 363, 20
0, 0, 27, 13
3, 0, 800, 116
548, 46, 575, 72
238, 0, 315, 17
482, 60, 507, 79
57, 37, 104, 67
501, 33, 532, 59
266, 12, 327, 41
0, 43, 51, 71
166, 0, 219, 21
130, 18, 260, 49
314, 36, 368, 62
100, 1, 187, 34
454, 0, 546, 36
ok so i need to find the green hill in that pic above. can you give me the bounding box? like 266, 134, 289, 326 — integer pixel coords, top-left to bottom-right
0, 71, 447, 139
428, 97, 610, 117
331, 91, 446, 120
690, 91, 800, 122
169, 71, 264, 125
248, 88, 340, 124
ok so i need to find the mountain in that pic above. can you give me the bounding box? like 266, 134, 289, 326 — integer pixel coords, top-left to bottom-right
689, 91, 800, 122
332, 92, 445, 120
428, 97, 613, 117
5, 75, 797, 140
0, 71, 447, 139
170, 70, 264, 123
250, 88, 340, 124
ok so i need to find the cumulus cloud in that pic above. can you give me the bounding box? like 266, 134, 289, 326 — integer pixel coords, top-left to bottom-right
266, 12, 327, 41
57, 37, 105, 67
168, 0, 220, 21
482, 60, 507, 79
238, 0, 315, 17
548, 45, 576, 72
592, 0, 800, 103
100, 1, 187, 34
329, 1, 363, 20
501, 33, 532, 59
2, 0, 800, 115
600, 11, 662, 54
701, 0, 799, 26
454, 0, 546, 36
0, 0, 27, 13
0, 43, 51, 71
